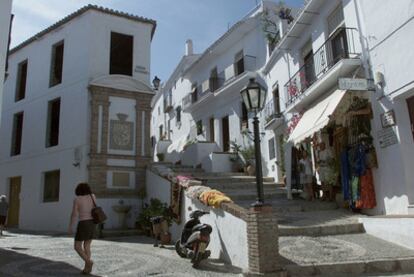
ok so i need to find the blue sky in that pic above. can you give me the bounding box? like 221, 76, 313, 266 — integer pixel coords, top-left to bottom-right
10, 0, 304, 82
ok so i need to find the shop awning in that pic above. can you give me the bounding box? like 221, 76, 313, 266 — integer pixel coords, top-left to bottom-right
288, 89, 347, 144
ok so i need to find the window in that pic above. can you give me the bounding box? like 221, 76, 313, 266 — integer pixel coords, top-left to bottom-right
407, 95, 414, 141
268, 137, 276, 160
15, 60, 28, 101
49, 41, 64, 87
273, 86, 281, 115
11, 112, 23, 156
209, 67, 218, 91
241, 102, 249, 130
196, 120, 203, 135
159, 125, 163, 139
176, 106, 182, 124
110, 32, 133, 76
43, 170, 60, 202
46, 98, 60, 147
234, 50, 244, 76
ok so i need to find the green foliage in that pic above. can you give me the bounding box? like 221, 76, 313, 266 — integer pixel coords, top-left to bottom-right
156, 153, 165, 161
136, 198, 173, 230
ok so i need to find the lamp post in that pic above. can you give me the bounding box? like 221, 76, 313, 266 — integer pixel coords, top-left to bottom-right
240, 78, 267, 207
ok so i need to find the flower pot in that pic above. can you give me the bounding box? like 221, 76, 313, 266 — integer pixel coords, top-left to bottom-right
160, 232, 171, 244
246, 165, 255, 176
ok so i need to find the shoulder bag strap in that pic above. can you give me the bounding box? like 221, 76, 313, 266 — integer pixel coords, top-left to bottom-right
90, 194, 97, 208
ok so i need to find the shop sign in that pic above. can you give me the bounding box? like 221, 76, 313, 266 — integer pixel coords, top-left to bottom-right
338, 78, 369, 91
381, 110, 396, 128
377, 127, 399, 148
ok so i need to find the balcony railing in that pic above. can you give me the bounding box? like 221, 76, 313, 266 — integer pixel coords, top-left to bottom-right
182, 55, 257, 110
163, 91, 173, 113
284, 27, 359, 107
263, 100, 282, 124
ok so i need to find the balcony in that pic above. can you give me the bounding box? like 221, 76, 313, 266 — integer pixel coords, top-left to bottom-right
163, 91, 173, 113
284, 28, 361, 112
182, 55, 257, 112
263, 100, 284, 130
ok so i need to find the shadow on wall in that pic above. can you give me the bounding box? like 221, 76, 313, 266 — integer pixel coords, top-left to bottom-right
0, 248, 102, 277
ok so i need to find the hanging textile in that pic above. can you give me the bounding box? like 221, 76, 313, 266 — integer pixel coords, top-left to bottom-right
350, 175, 360, 208
359, 169, 377, 209
170, 182, 183, 223
340, 149, 350, 200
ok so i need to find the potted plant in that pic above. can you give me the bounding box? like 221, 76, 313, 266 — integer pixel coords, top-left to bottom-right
136, 198, 172, 238
240, 146, 256, 176
156, 153, 165, 162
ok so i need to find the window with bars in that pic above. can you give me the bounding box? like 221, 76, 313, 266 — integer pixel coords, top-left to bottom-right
268, 137, 276, 160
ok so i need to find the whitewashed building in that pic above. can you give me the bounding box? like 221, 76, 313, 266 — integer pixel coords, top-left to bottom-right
152, 1, 288, 180
0, 0, 13, 122
0, 5, 156, 232
262, 0, 414, 216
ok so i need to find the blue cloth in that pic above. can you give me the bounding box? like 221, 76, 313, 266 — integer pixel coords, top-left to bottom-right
353, 144, 367, 177
341, 150, 350, 200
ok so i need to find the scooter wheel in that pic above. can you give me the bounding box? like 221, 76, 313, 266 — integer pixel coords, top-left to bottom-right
175, 240, 187, 258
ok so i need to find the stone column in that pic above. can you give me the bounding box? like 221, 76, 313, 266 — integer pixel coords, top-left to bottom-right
246, 206, 284, 276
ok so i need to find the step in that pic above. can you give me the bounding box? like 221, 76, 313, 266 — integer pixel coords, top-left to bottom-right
207, 182, 284, 191
201, 176, 275, 184
101, 229, 142, 238
279, 223, 365, 237
225, 189, 286, 201
279, 233, 414, 276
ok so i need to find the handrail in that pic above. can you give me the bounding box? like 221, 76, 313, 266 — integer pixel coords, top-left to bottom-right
284, 27, 360, 107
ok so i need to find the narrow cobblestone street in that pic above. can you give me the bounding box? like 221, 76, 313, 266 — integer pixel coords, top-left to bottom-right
0, 231, 241, 277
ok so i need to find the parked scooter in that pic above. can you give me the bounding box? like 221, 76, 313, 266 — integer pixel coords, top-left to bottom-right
175, 210, 212, 267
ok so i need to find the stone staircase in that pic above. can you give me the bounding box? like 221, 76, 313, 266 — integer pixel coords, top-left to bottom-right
169, 164, 414, 276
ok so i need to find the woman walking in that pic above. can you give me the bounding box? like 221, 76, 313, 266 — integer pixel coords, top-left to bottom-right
69, 183, 96, 274
0, 195, 8, 236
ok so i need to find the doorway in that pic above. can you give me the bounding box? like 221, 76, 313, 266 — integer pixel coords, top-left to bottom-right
209, 118, 215, 143
407, 95, 414, 141
222, 116, 230, 152
8, 177, 21, 227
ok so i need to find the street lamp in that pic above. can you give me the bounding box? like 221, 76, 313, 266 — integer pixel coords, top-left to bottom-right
240, 78, 267, 207
152, 76, 161, 90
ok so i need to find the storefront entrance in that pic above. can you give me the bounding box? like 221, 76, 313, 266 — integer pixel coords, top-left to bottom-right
8, 177, 21, 227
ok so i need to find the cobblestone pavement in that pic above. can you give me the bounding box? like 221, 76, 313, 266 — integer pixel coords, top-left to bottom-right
0, 231, 242, 277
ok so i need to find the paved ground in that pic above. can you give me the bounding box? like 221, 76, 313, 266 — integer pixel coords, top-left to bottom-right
279, 233, 414, 265
0, 231, 241, 277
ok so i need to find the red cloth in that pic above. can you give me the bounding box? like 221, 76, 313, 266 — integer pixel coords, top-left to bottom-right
359, 169, 376, 209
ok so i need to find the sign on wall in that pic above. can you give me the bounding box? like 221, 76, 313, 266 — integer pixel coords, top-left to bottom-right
377, 127, 399, 148
339, 78, 369, 91
381, 110, 396, 128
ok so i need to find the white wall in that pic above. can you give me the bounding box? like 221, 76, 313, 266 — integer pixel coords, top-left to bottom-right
0, 9, 154, 231
0, 0, 12, 124
356, 0, 414, 214
145, 169, 249, 270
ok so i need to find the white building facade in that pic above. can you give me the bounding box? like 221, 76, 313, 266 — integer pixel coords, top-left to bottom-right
0, 0, 13, 122
0, 5, 156, 232
152, 1, 288, 181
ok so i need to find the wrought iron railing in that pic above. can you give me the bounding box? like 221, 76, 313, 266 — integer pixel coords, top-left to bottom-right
284, 27, 360, 107
263, 100, 282, 124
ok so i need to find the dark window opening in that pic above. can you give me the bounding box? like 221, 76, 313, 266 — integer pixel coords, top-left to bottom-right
234, 51, 245, 76
43, 170, 60, 202
209, 67, 219, 91
159, 125, 164, 139
46, 98, 60, 147
110, 32, 133, 76
49, 41, 64, 87
273, 87, 281, 115
196, 120, 203, 136
176, 106, 182, 123
268, 137, 276, 160
241, 102, 249, 130
15, 60, 27, 102
191, 83, 198, 103
407, 96, 414, 141
11, 112, 23, 156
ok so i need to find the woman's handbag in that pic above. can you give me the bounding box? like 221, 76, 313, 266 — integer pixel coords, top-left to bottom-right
90, 194, 107, 224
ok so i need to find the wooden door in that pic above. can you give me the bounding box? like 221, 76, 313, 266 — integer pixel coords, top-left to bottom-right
407, 96, 414, 141
8, 177, 21, 227
209, 118, 215, 143
222, 116, 230, 152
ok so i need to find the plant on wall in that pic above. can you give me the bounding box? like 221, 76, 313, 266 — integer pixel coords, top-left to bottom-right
136, 198, 173, 235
